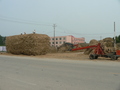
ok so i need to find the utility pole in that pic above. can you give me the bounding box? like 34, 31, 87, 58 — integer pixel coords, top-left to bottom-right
114, 22, 116, 50
53, 24, 57, 47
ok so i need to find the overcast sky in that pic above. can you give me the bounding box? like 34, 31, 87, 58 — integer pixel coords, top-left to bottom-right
0, 0, 120, 42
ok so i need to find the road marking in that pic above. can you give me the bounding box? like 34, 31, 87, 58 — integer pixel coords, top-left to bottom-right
7, 77, 37, 86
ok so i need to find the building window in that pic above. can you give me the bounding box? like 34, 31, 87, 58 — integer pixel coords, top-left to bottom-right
59, 41, 62, 44
56, 38, 58, 40
56, 42, 58, 44
59, 38, 62, 40
52, 42, 54, 44
52, 38, 54, 40
63, 37, 66, 40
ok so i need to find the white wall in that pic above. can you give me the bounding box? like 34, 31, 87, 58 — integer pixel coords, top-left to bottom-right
0, 46, 6, 51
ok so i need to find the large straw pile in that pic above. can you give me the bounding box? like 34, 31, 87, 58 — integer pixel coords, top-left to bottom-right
6, 33, 50, 55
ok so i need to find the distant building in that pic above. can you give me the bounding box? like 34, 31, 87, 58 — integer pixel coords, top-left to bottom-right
50, 35, 85, 47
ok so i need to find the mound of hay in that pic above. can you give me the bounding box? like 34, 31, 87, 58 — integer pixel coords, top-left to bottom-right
100, 37, 114, 53
102, 37, 114, 47
89, 39, 98, 45
6, 33, 50, 55
49, 46, 57, 53
117, 43, 120, 50
103, 37, 113, 42
84, 39, 98, 55
57, 43, 74, 52
79, 43, 89, 47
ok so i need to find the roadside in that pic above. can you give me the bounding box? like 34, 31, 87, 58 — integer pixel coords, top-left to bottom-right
0, 52, 120, 61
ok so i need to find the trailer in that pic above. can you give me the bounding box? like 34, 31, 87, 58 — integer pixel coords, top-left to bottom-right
71, 43, 120, 60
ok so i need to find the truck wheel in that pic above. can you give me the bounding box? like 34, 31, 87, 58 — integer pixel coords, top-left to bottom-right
89, 54, 94, 60
116, 57, 118, 60
95, 55, 98, 59
111, 56, 117, 60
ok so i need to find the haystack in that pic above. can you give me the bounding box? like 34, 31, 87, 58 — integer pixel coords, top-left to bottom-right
57, 43, 74, 52
6, 33, 50, 55
84, 39, 98, 55
100, 37, 114, 53
49, 46, 57, 53
117, 43, 120, 50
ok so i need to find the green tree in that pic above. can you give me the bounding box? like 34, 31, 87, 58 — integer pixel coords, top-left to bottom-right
114, 35, 120, 43
0, 35, 6, 46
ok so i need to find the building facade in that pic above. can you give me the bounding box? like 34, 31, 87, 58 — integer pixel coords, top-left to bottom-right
50, 35, 85, 47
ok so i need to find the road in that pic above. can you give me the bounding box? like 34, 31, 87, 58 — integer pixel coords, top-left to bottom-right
0, 55, 120, 90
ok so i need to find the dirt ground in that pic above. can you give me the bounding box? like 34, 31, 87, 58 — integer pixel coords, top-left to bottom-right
0, 52, 120, 61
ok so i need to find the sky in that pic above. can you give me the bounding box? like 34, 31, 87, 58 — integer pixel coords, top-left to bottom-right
0, 0, 120, 43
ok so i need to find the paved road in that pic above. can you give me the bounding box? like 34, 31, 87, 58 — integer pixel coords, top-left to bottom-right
0, 55, 120, 90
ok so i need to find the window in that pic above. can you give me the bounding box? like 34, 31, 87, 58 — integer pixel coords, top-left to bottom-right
52, 42, 54, 44
63, 37, 66, 40
56, 38, 58, 40
59, 41, 62, 44
59, 38, 62, 40
52, 38, 54, 40
56, 42, 58, 44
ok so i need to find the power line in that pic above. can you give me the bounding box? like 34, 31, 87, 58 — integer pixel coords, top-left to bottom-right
57, 26, 120, 36
0, 17, 52, 26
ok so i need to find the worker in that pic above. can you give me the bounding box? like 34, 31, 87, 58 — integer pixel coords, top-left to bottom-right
33, 30, 36, 34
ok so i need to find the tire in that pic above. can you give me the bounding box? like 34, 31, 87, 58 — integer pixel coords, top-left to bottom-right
95, 55, 98, 59
111, 55, 117, 60
116, 57, 118, 60
89, 54, 94, 60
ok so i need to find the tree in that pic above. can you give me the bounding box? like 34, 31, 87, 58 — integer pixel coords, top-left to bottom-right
0, 35, 6, 46
114, 35, 120, 43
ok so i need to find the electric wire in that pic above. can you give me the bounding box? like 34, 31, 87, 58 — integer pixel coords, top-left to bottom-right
0, 17, 52, 26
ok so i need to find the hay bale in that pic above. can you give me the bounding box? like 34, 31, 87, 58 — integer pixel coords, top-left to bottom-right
6, 33, 50, 55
